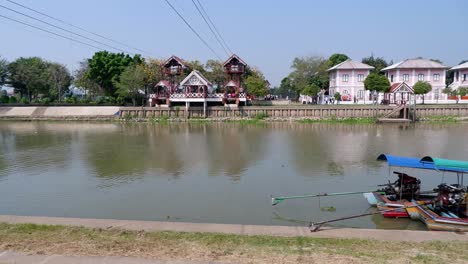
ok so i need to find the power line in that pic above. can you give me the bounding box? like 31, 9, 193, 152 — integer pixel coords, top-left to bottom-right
5, 0, 152, 56
163, 0, 222, 60
191, 0, 229, 57
0, 4, 128, 53
0, 13, 103, 50
196, 0, 233, 55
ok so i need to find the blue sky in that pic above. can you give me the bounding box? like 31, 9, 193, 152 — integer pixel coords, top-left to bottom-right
0, 0, 467, 86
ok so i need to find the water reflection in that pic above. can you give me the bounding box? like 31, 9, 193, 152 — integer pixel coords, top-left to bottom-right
0, 121, 467, 228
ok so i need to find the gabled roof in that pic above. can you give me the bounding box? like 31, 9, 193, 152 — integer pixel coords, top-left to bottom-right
162, 55, 187, 68
225, 80, 239, 88
389, 82, 413, 93
382, 58, 449, 71
450, 61, 468, 71
155, 80, 171, 87
327, 59, 374, 71
180, 70, 212, 86
223, 54, 247, 67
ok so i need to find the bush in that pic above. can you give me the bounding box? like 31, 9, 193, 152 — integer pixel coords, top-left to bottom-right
8, 96, 17, 104
334, 92, 341, 101
41, 97, 51, 105
20, 97, 29, 104
0, 95, 9, 104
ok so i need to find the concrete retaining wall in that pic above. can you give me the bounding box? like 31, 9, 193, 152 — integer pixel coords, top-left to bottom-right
1, 105, 468, 120
120, 105, 468, 119
0, 106, 120, 120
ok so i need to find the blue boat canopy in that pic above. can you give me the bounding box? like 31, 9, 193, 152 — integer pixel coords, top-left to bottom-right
377, 154, 435, 170
377, 154, 468, 173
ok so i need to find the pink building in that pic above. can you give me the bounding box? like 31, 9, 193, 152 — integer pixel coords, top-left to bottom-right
449, 62, 468, 90
328, 60, 374, 102
381, 58, 449, 103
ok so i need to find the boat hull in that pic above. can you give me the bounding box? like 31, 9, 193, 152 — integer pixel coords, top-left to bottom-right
413, 203, 468, 232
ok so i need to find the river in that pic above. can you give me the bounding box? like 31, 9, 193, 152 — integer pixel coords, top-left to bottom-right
1, 121, 467, 230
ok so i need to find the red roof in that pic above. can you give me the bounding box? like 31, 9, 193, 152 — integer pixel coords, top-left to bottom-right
162, 55, 187, 68
223, 54, 247, 67
389, 82, 414, 93
390, 83, 401, 93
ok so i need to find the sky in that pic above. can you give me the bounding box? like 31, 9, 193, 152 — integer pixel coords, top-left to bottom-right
0, 0, 467, 86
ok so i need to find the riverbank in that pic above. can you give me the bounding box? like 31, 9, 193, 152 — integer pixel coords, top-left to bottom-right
0, 216, 467, 264
2, 105, 468, 122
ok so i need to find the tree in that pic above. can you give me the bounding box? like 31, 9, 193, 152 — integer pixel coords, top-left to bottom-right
0, 56, 8, 85
86, 51, 143, 96
8, 57, 51, 101
301, 83, 320, 97
413, 81, 432, 104
74, 60, 101, 96
245, 70, 268, 97
142, 58, 164, 95
114, 64, 146, 106
288, 56, 326, 98
328, 53, 349, 67
458, 87, 468, 97
47, 62, 72, 102
275, 77, 295, 98
364, 73, 390, 103
362, 55, 389, 74
204, 59, 225, 90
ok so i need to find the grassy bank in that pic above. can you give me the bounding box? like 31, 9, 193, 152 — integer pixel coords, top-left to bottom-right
0, 223, 467, 264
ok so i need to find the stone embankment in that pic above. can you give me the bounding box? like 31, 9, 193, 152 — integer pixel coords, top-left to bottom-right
1, 105, 468, 120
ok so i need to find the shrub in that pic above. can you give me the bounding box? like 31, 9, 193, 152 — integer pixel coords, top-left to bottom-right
41, 97, 51, 105
20, 97, 29, 104
8, 96, 17, 104
0, 95, 9, 104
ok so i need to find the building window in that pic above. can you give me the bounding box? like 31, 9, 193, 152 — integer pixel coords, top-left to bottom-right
342, 74, 349, 82
390, 75, 394, 82
418, 74, 424, 81
358, 90, 364, 99
343, 90, 348, 94
357, 74, 364, 82
403, 74, 409, 82
433, 74, 440, 81
464, 74, 467, 81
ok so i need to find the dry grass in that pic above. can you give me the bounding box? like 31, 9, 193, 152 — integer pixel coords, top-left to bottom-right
0, 223, 467, 264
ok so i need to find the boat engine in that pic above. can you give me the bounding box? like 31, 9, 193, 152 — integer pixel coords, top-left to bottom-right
434, 184, 467, 207
377, 172, 421, 200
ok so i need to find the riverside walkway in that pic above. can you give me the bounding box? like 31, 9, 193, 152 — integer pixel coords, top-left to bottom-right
0, 215, 466, 242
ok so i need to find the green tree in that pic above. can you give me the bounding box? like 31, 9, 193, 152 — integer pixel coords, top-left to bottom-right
275, 77, 295, 98
86, 51, 143, 96
185, 60, 206, 75
0, 56, 8, 85
47, 62, 72, 102
328, 53, 349, 67
245, 71, 268, 97
364, 73, 390, 103
362, 55, 389, 74
413, 81, 432, 104
288, 56, 326, 98
204, 59, 225, 90
74, 60, 101, 96
8, 57, 51, 102
114, 64, 146, 106
301, 83, 320, 97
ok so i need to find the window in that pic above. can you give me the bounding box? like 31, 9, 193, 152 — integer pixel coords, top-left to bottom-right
357, 74, 364, 82
342, 74, 349, 82
418, 74, 424, 81
433, 74, 440, 81
358, 90, 364, 99
390, 75, 394, 82
343, 90, 348, 94
403, 74, 409, 82
464, 74, 467, 81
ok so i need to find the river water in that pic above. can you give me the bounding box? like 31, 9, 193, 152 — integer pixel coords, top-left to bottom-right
1, 121, 467, 230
